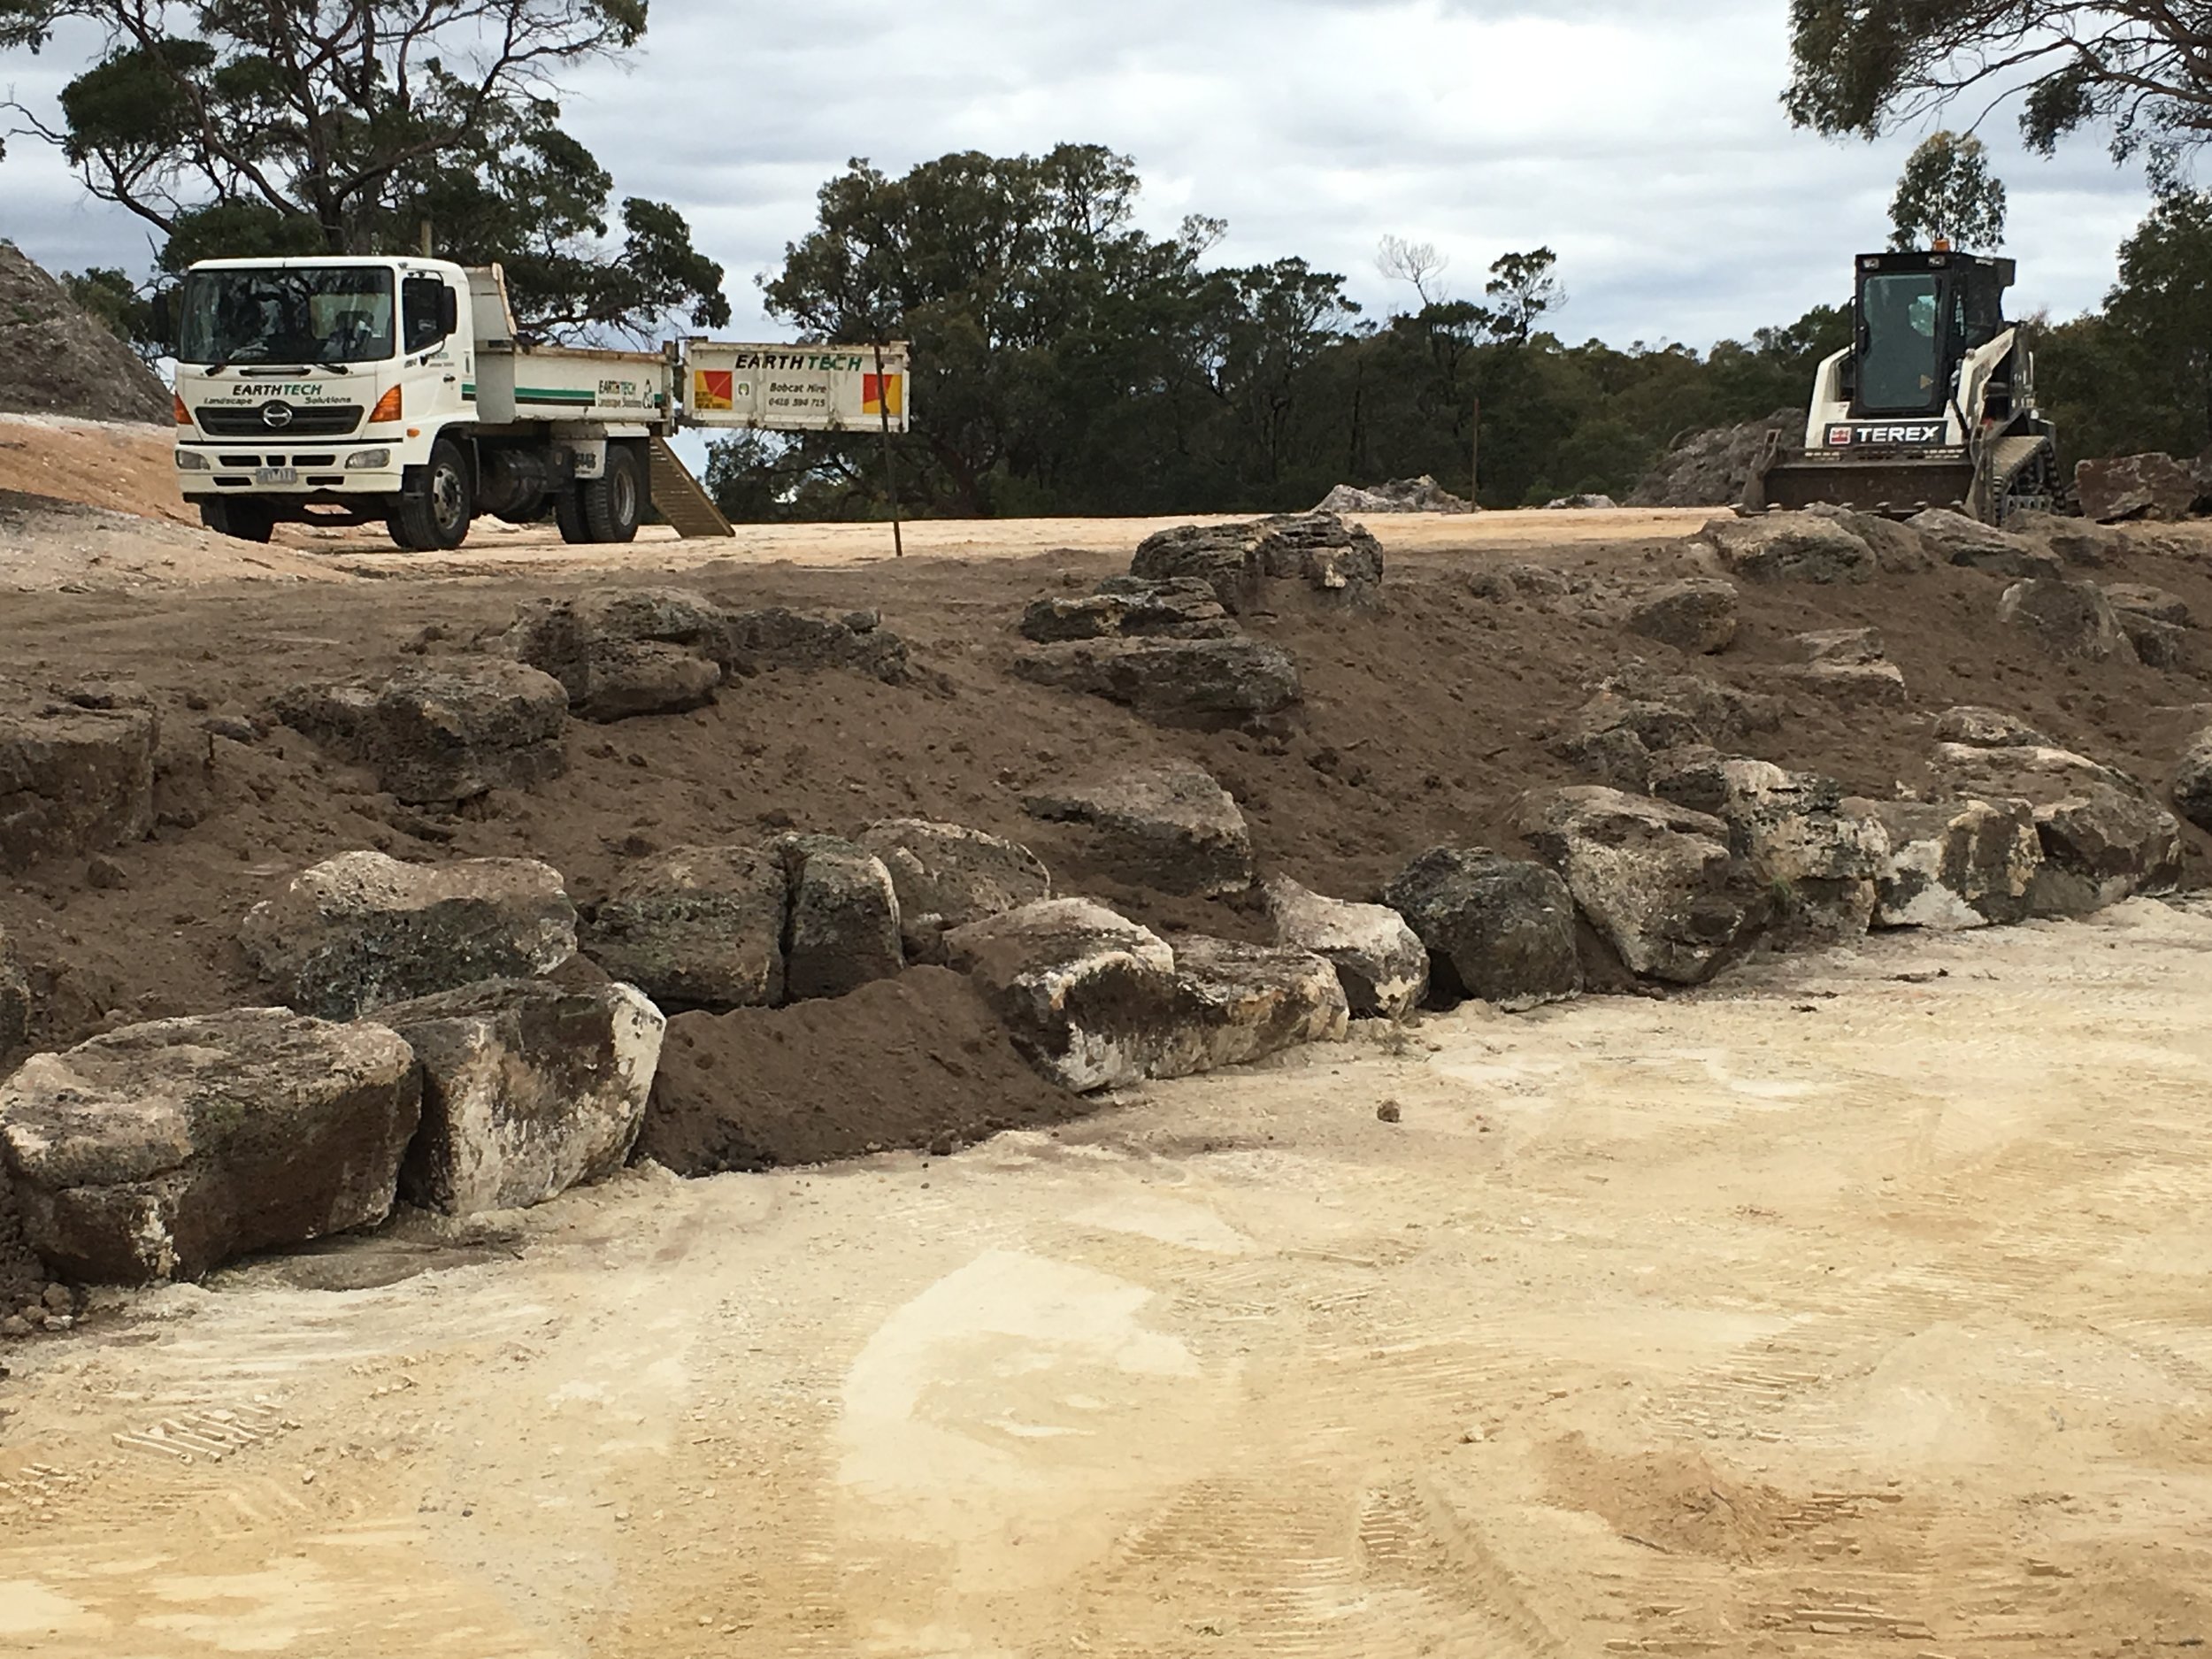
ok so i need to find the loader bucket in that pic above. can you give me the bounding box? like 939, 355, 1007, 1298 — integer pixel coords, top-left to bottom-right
1743, 446, 1978, 520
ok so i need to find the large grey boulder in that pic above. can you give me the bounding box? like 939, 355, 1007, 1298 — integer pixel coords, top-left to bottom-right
944, 899, 1179, 1093
0, 689, 156, 872
1131, 512, 1384, 611
1868, 798, 2042, 929
275, 659, 569, 803
856, 819, 1051, 964
1932, 705, 2049, 749
580, 843, 787, 1010
1019, 579, 1235, 643
1381, 848, 1582, 1010
503, 588, 729, 720
1695, 512, 1876, 584
2077, 453, 2196, 523
2103, 583, 2191, 626
379, 979, 665, 1216
2104, 584, 2193, 669
241, 850, 578, 1019
1260, 875, 1428, 1020
775, 834, 902, 1002
2174, 730, 2212, 835
1906, 508, 2060, 579
724, 607, 910, 683
0, 1010, 419, 1283
1927, 742, 2184, 913
1519, 787, 1769, 985
1024, 763, 1254, 897
1010, 635, 1302, 728
1782, 626, 1908, 703
1696, 760, 1890, 939
1997, 579, 2139, 664
1150, 936, 1349, 1079
1626, 580, 1738, 655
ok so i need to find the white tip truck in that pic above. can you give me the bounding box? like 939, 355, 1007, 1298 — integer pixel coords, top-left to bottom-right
166, 255, 909, 550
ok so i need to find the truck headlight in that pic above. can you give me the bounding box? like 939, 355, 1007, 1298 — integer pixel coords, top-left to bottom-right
344, 448, 392, 470
175, 449, 211, 471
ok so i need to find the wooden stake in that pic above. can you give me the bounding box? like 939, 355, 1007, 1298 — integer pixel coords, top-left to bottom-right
874, 342, 903, 558
1470, 395, 1481, 504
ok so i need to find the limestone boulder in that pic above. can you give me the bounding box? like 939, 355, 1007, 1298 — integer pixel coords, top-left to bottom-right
1997, 579, 2138, 664
241, 850, 578, 1019
1782, 626, 1908, 703
2104, 584, 2191, 626
1024, 763, 1254, 897
856, 819, 1051, 964
1700, 760, 1890, 938
1150, 936, 1350, 1079
581, 843, 787, 1010
0, 1010, 419, 1283
2120, 613, 2189, 669
775, 834, 902, 1002
1907, 508, 2060, 579
1260, 875, 1428, 1020
275, 658, 569, 803
1010, 636, 1302, 728
1869, 798, 2042, 929
1019, 579, 1234, 643
1627, 580, 1739, 654
943, 899, 1179, 1093
1381, 848, 1582, 1010
1519, 787, 1769, 985
723, 608, 910, 683
0, 690, 156, 872
1695, 512, 1876, 584
503, 588, 729, 720
1932, 705, 2049, 749
2077, 453, 2196, 523
1131, 511, 1384, 611
2032, 785, 2185, 915
379, 979, 664, 1216
1803, 505, 1935, 573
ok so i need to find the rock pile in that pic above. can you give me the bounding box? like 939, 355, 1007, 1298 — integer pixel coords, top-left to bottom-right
1315, 476, 1476, 515
0, 241, 173, 424
1628, 410, 1800, 508
2076, 454, 2200, 524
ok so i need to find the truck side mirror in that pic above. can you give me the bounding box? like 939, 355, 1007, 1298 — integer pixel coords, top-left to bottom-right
438, 285, 458, 338
150, 290, 173, 352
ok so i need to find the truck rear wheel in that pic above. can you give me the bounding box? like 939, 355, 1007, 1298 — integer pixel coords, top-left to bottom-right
579, 444, 643, 543
198, 499, 275, 543
389, 439, 473, 551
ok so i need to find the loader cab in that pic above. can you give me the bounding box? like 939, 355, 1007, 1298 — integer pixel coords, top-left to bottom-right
1848, 250, 2015, 419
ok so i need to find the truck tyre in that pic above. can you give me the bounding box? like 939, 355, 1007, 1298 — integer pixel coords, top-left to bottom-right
198, 498, 275, 543
389, 439, 474, 551
552, 487, 591, 544
579, 444, 643, 543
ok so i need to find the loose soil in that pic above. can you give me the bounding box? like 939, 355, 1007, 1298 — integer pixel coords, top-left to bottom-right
3, 902, 2210, 1655
0, 245, 171, 426
641, 966, 1077, 1171
0, 495, 2208, 1066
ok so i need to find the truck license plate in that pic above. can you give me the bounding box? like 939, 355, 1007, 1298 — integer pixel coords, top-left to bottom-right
253, 466, 299, 485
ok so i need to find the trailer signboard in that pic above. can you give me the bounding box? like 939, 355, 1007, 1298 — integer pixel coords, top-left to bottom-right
681, 342, 911, 433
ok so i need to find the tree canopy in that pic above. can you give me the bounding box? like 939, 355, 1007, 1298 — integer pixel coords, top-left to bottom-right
0, 0, 726, 336
1889, 131, 2008, 249
1786, 1, 2212, 159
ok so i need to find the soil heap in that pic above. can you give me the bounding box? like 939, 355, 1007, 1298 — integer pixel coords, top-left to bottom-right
0, 242, 172, 425
1629, 409, 1799, 508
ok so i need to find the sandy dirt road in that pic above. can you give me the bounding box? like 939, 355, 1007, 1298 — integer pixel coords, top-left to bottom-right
3, 901, 2209, 1657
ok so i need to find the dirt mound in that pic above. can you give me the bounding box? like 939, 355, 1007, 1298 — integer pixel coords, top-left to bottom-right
1544, 1432, 1824, 1563
0, 243, 171, 426
637, 966, 1082, 1171
1629, 409, 1799, 508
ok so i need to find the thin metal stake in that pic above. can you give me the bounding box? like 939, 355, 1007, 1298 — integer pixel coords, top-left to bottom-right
873, 342, 903, 557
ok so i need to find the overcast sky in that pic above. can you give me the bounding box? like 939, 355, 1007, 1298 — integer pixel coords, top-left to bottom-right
0, 0, 2158, 348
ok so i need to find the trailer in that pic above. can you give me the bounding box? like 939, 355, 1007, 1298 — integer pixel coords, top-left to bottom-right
166, 256, 908, 549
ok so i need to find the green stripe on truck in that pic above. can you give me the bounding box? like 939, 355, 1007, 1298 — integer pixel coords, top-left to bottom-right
515, 388, 598, 403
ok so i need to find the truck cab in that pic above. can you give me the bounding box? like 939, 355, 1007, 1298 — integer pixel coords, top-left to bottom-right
171, 255, 670, 549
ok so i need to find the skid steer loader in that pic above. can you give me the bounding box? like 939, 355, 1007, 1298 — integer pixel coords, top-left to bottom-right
1742, 249, 2057, 525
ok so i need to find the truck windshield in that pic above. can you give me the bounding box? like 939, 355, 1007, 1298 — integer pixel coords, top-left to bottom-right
176, 267, 396, 365
1860, 273, 1944, 412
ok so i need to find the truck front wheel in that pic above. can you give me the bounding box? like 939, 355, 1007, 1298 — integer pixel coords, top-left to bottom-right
579, 444, 643, 543
198, 499, 275, 543
388, 440, 473, 551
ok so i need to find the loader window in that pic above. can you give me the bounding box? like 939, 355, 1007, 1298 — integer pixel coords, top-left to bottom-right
1860, 273, 1943, 413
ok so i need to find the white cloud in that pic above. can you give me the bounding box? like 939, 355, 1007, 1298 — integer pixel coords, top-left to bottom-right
0, 0, 2154, 345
